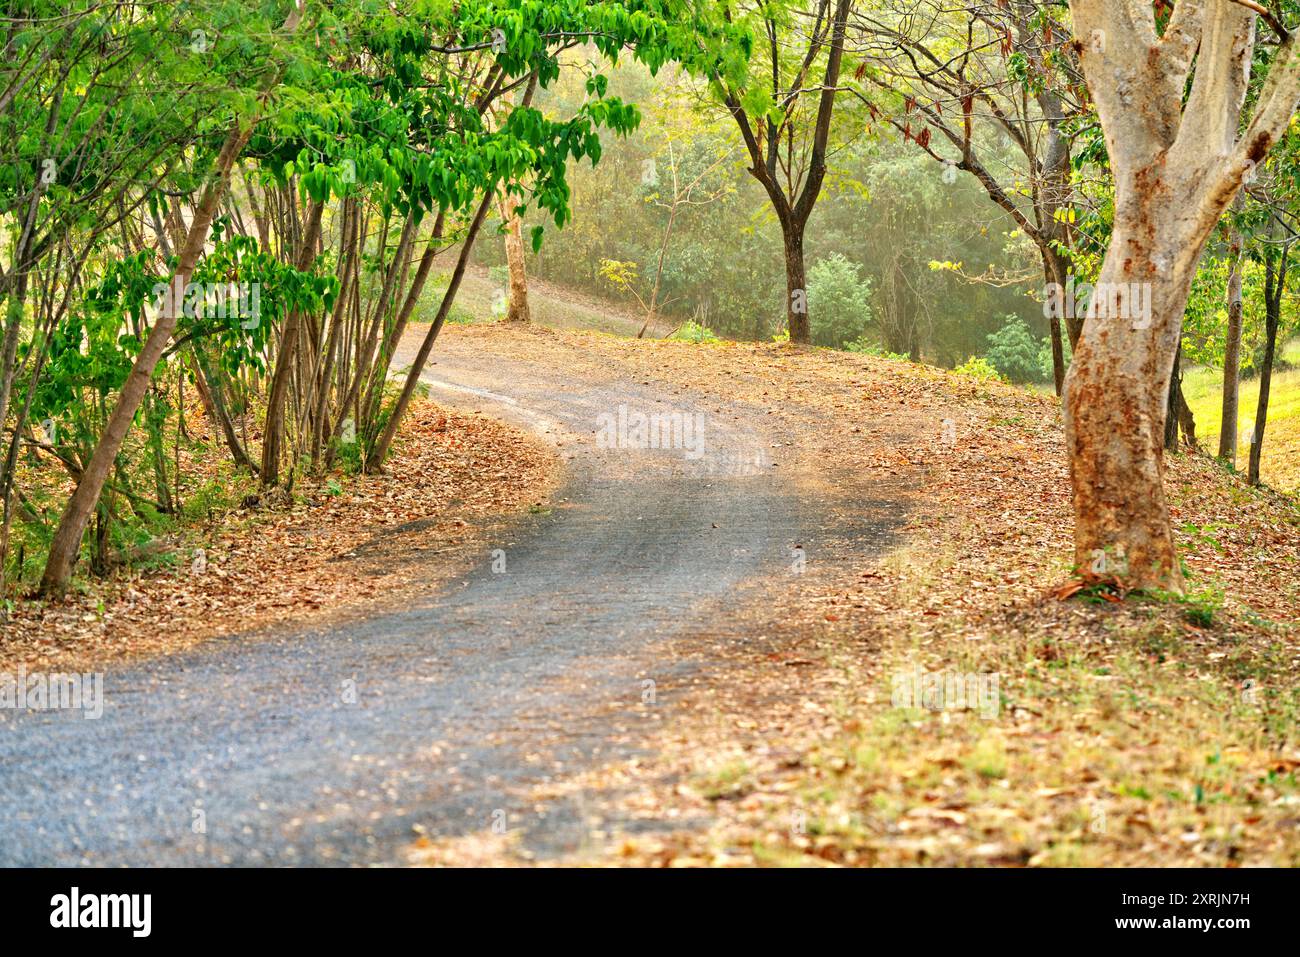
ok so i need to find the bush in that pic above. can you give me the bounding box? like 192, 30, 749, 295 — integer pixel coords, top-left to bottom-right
670, 321, 721, 344
808, 254, 874, 348
1038, 333, 1070, 384
985, 316, 1048, 383
953, 356, 1005, 382
845, 337, 911, 361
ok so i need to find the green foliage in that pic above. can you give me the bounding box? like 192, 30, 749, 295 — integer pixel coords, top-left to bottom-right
1, 0, 759, 590
985, 316, 1048, 384
446, 304, 480, 326
953, 356, 1005, 382
670, 321, 720, 344
807, 254, 874, 348
844, 338, 910, 361
1038, 334, 1070, 384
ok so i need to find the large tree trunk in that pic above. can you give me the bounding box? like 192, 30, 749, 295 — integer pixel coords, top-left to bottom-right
1064, 218, 1199, 592
499, 195, 531, 323
1062, 0, 1300, 593
1218, 225, 1245, 463
40, 122, 253, 595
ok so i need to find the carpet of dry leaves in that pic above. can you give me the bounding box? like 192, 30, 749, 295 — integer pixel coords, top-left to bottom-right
406, 327, 1300, 868
0, 400, 558, 673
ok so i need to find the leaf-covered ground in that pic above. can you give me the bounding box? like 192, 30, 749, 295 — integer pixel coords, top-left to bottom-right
406, 325, 1300, 867
0, 399, 558, 673
7, 319, 1297, 867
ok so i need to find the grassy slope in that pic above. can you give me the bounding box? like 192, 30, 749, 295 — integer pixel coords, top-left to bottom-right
1183, 340, 1300, 492
450, 266, 1300, 494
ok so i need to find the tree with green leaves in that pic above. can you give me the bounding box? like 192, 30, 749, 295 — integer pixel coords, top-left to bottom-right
709, 0, 852, 345
851, 0, 1087, 393
4, 0, 752, 594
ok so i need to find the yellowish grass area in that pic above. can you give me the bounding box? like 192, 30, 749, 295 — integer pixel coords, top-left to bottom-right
1183, 340, 1300, 493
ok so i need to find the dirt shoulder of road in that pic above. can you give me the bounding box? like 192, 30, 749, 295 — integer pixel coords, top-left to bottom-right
407, 323, 1300, 868
0, 399, 559, 673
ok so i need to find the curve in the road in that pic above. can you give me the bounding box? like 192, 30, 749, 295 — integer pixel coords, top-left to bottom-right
0, 334, 900, 865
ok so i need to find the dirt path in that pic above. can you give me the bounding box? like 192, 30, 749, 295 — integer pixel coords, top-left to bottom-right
0, 325, 906, 865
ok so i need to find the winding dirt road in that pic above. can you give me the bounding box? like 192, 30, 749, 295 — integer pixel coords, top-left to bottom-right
0, 327, 904, 865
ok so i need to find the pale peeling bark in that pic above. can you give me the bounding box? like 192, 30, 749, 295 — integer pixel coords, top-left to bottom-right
498, 195, 531, 323
1064, 0, 1300, 591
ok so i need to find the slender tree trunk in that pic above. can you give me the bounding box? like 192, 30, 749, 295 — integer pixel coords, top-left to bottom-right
499, 195, 531, 323
40, 122, 253, 595
1218, 226, 1245, 464
194, 349, 257, 473
782, 219, 809, 343
1048, 311, 1066, 397
722, 0, 849, 347
1165, 339, 1183, 452
260, 198, 324, 487
241, 164, 271, 250
1249, 249, 1286, 486
328, 212, 416, 454
0, 90, 59, 429
358, 212, 429, 432
366, 192, 494, 471
1176, 378, 1197, 450
1042, 249, 1067, 395
0, 284, 27, 434
310, 199, 359, 469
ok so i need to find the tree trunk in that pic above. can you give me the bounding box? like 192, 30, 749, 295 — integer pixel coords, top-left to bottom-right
1176, 378, 1197, 450
1063, 219, 1198, 592
1218, 226, 1245, 464
1042, 249, 1067, 395
365, 192, 494, 472
194, 349, 257, 473
1249, 249, 1286, 485
40, 121, 253, 595
499, 195, 531, 323
0, 284, 27, 435
1165, 339, 1183, 452
260, 198, 324, 487
1058, 0, 1300, 593
358, 212, 447, 434
722, 0, 848, 349
782, 220, 809, 344
1048, 311, 1066, 397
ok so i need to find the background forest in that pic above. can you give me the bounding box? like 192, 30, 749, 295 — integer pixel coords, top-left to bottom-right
3, 0, 1298, 600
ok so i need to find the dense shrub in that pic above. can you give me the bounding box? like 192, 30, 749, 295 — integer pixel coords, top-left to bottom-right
953, 355, 1005, 382
985, 316, 1048, 383
807, 254, 874, 348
